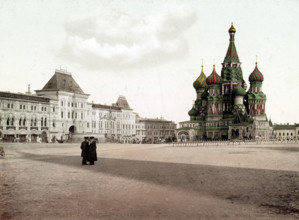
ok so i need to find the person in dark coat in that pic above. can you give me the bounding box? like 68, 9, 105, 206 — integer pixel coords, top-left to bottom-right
80, 136, 89, 165
88, 136, 97, 165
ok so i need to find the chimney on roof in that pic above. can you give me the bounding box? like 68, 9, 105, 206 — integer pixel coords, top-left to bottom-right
25, 84, 31, 95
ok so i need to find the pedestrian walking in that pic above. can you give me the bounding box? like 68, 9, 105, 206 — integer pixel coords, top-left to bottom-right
88, 136, 97, 165
80, 136, 89, 165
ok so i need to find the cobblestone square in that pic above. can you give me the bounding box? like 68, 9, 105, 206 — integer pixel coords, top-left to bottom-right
1, 143, 299, 219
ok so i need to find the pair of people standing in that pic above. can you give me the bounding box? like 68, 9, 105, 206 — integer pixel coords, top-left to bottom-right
80, 136, 97, 165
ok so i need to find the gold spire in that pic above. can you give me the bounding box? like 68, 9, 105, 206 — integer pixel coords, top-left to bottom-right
256, 55, 258, 66
229, 22, 236, 33
201, 58, 204, 72
213, 59, 215, 70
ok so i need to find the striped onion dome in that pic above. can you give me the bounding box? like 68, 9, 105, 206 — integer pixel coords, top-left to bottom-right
249, 63, 264, 82
193, 66, 207, 90
206, 65, 221, 85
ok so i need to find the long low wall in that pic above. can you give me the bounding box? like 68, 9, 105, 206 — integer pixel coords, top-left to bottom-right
172, 140, 299, 147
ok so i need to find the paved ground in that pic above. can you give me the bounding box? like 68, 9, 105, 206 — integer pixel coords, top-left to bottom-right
0, 142, 298, 220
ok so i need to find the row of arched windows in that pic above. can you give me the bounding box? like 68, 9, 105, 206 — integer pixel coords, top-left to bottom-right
3, 116, 48, 127
278, 132, 293, 136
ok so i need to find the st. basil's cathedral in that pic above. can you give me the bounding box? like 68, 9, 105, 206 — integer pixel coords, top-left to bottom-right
176, 24, 273, 141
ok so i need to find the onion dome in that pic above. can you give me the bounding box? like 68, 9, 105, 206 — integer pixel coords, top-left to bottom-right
229, 23, 236, 33
193, 66, 207, 90
206, 65, 221, 85
249, 62, 264, 82
188, 106, 198, 117
232, 83, 246, 96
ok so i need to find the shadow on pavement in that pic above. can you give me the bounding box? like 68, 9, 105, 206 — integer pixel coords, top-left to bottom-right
18, 152, 299, 215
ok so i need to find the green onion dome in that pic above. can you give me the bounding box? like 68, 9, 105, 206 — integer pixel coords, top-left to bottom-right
232, 83, 246, 96
249, 63, 264, 82
188, 106, 198, 117
193, 66, 207, 90
206, 65, 221, 85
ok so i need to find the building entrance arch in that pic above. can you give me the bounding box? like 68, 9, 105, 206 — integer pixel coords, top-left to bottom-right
69, 125, 75, 133
68, 125, 76, 139
178, 131, 189, 142
231, 129, 239, 140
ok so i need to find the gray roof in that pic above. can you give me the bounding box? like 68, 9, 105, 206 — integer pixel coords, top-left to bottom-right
112, 96, 131, 110
40, 70, 85, 94
0, 91, 50, 103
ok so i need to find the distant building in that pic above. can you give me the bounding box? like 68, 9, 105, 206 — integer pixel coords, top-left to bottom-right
176, 24, 273, 141
135, 115, 176, 143
0, 69, 136, 143
273, 124, 299, 141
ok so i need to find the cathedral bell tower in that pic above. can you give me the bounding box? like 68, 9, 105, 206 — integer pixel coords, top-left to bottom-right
221, 23, 246, 115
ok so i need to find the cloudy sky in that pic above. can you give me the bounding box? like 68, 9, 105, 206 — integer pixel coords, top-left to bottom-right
0, 0, 298, 124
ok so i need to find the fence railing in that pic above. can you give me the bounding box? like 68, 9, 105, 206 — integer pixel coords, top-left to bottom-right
172, 139, 298, 147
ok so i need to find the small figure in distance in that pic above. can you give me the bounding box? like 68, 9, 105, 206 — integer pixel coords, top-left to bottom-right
80, 136, 89, 165
88, 136, 97, 165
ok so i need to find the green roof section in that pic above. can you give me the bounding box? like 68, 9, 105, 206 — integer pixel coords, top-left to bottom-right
232, 84, 246, 96
188, 106, 198, 117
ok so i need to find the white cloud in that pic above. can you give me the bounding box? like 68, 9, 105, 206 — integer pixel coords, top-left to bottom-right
58, 5, 197, 70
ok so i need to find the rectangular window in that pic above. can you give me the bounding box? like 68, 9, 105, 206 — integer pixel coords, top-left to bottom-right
20, 105, 22, 109
61, 112, 64, 118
